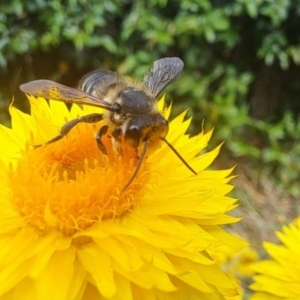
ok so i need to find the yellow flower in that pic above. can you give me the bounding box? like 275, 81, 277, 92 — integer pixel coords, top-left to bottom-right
0, 96, 246, 299
250, 217, 300, 300
212, 245, 257, 300
212, 245, 257, 278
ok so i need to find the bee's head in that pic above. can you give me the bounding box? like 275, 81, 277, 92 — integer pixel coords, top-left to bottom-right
124, 114, 168, 149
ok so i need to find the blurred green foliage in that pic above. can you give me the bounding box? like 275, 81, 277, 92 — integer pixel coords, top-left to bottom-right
1, 0, 300, 196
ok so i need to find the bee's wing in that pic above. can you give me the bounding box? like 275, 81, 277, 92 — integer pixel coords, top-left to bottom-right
79, 70, 122, 94
143, 57, 184, 97
20, 80, 118, 111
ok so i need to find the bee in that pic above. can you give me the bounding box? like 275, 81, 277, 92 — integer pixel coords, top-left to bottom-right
20, 57, 196, 190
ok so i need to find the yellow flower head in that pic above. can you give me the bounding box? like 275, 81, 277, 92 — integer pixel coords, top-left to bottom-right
0, 96, 246, 300
211, 245, 257, 300
250, 217, 300, 300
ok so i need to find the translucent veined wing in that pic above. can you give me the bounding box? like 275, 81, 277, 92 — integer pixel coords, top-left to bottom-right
20, 80, 119, 111
79, 70, 123, 95
143, 57, 184, 97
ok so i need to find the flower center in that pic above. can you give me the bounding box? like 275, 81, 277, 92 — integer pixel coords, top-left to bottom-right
9, 122, 149, 235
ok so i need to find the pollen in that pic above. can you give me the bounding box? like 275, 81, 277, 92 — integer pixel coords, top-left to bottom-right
8, 122, 149, 235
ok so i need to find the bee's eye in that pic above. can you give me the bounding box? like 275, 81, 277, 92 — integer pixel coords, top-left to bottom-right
124, 125, 141, 148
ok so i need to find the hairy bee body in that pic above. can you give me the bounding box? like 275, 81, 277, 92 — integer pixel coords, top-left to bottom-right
79, 69, 168, 151
20, 57, 195, 189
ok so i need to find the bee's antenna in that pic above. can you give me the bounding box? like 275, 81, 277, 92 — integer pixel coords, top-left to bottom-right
160, 137, 197, 175
122, 140, 149, 191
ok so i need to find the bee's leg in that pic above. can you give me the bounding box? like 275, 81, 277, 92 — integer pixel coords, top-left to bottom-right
95, 125, 109, 155
35, 113, 103, 148
111, 127, 122, 140
122, 140, 149, 191
109, 127, 123, 154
